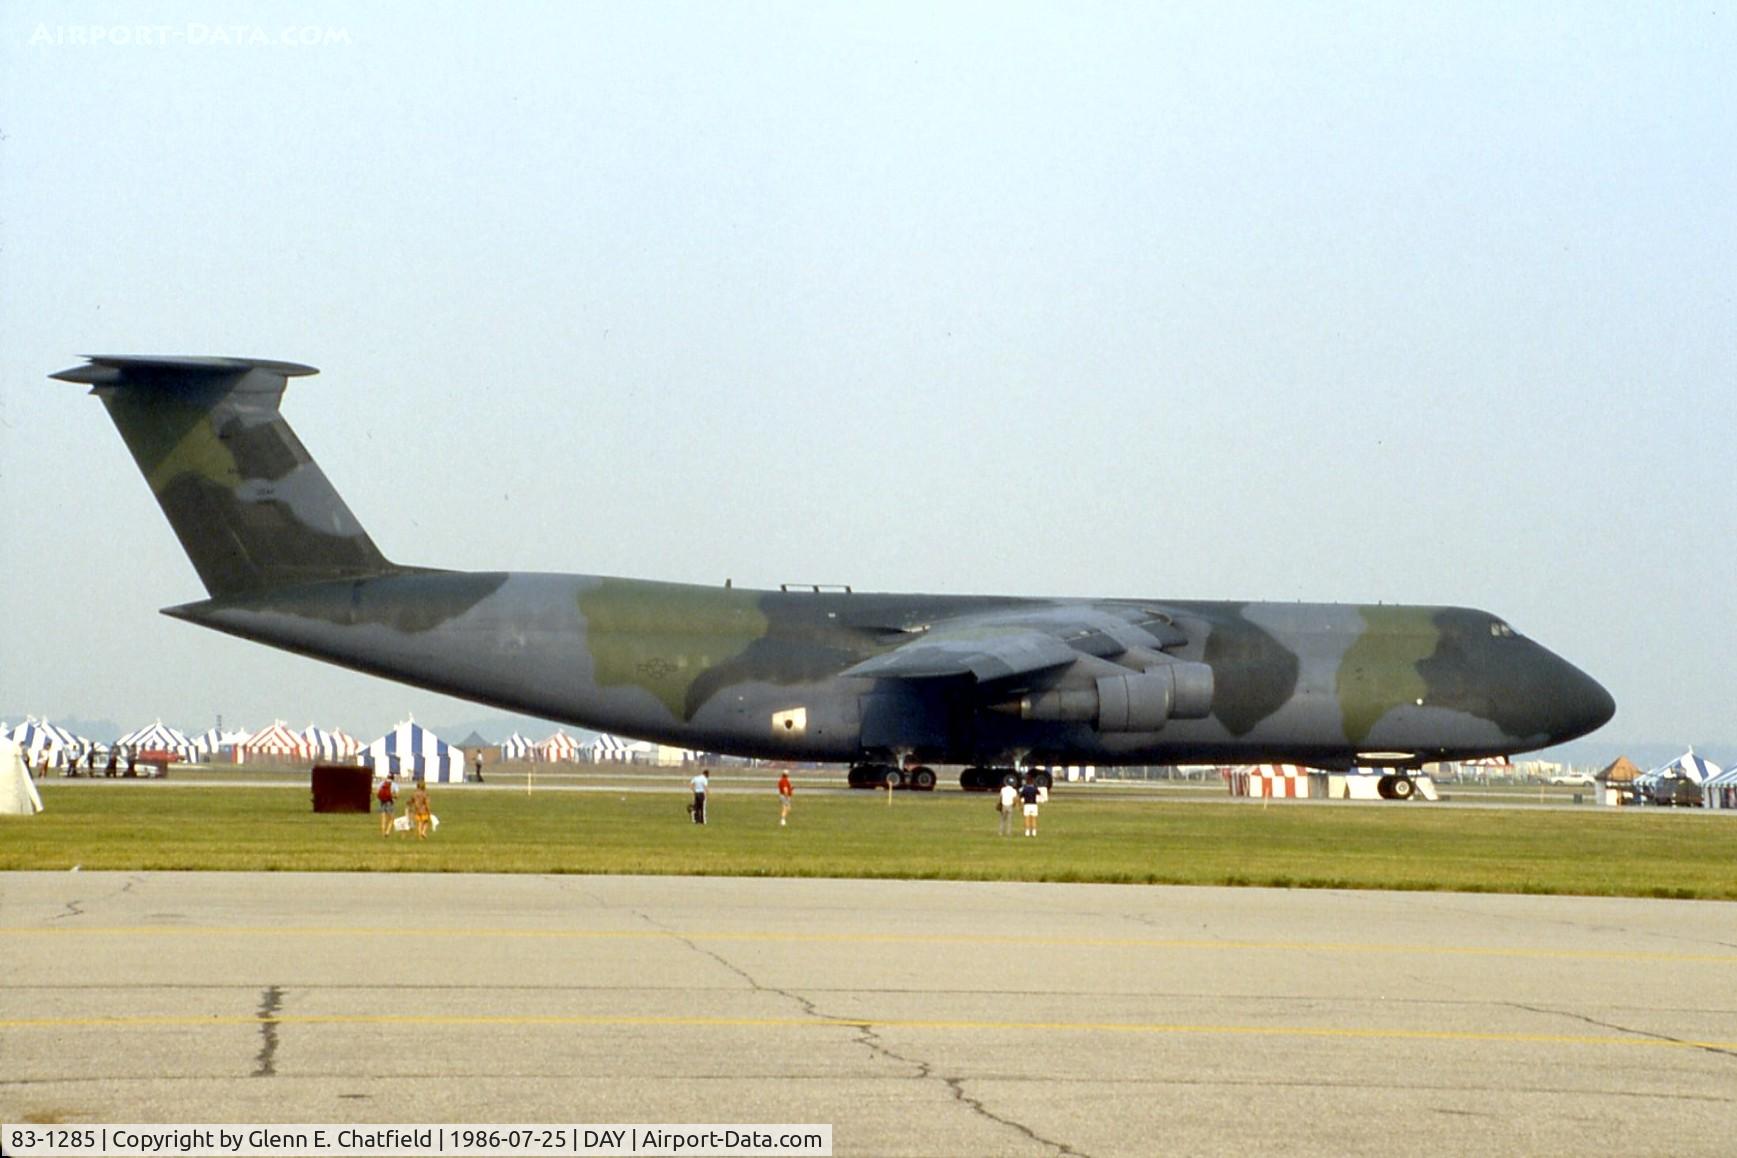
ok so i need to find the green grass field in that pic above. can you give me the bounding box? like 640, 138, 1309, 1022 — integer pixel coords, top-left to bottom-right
4, 783, 1734, 899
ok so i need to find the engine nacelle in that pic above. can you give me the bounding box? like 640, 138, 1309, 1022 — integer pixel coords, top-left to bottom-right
1015, 661, 1214, 732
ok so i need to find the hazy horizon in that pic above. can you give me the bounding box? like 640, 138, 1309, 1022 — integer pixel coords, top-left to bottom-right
3, 5, 1731, 761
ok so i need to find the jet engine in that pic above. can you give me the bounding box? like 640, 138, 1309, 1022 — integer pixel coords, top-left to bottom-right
1013, 661, 1214, 732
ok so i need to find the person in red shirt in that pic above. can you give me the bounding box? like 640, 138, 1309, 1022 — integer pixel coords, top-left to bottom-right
376, 773, 397, 836
777, 772, 793, 827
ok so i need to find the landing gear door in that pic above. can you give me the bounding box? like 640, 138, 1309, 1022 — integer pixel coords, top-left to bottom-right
859, 685, 959, 752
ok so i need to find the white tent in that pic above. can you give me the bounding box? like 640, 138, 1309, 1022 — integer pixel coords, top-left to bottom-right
0, 737, 44, 815
363, 720, 466, 783
499, 732, 536, 761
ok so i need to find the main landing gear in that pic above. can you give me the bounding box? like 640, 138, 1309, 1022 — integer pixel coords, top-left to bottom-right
847, 763, 937, 791
958, 766, 1051, 792
845, 764, 1056, 792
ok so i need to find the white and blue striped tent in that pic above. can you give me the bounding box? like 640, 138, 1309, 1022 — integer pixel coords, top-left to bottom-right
1704, 761, 1737, 810
1675, 752, 1722, 785
115, 721, 198, 762
193, 728, 252, 760
499, 733, 536, 761
587, 733, 632, 762
301, 724, 362, 763
1637, 750, 1723, 788
362, 720, 466, 783
10, 719, 85, 768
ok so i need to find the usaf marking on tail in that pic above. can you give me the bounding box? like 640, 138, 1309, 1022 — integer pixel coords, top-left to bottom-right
57, 355, 1614, 793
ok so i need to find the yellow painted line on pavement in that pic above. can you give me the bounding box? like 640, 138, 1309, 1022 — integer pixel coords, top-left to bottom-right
2, 925, 1733, 965
0, 1011, 1732, 1052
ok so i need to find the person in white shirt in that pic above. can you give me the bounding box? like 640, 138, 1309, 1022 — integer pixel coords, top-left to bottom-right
998, 777, 1017, 837
689, 770, 709, 825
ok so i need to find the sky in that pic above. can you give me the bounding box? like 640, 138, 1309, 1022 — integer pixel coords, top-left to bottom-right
1, 3, 1732, 757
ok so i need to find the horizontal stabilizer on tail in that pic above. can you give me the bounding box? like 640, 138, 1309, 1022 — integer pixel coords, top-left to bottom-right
51, 355, 319, 385
55, 354, 396, 598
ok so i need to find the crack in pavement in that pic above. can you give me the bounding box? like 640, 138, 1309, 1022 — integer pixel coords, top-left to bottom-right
636, 910, 1090, 1157
542, 876, 615, 909
51, 875, 144, 922
252, 986, 284, 1077
1508, 1002, 1737, 1062
852, 1021, 1093, 1158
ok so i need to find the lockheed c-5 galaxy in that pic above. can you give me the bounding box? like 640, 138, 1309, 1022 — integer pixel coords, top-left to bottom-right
58, 355, 1615, 795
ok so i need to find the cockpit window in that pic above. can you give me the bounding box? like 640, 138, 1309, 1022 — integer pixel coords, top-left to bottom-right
1489, 621, 1516, 639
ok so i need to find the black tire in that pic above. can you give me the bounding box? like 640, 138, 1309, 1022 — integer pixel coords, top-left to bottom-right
913, 767, 936, 791
882, 767, 904, 789
1034, 770, 1053, 790
1376, 774, 1397, 800
1390, 776, 1416, 800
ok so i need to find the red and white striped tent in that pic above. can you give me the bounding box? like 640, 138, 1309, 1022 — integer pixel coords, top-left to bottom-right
538, 730, 585, 763
1227, 764, 1315, 798
301, 724, 362, 763
238, 721, 310, 764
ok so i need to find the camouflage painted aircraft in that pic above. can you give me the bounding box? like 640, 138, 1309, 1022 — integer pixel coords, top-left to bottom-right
58, 355, 1614, 794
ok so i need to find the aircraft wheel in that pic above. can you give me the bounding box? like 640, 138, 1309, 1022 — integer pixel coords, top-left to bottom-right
1376, 774, 1396, 799
882, 767, 904, 789
1034, 770, 1053, 790
959, 767, 984, 791
1390, 776, 1416, 800
912, 767, 936, 791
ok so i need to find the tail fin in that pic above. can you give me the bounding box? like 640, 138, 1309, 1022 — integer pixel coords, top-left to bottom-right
53, 355, 396, 598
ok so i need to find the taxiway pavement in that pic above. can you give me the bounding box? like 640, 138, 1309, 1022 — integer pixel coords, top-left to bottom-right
3, 874, 1734, 1156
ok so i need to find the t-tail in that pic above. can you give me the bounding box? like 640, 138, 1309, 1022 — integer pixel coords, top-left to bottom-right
52, 356, 397, 597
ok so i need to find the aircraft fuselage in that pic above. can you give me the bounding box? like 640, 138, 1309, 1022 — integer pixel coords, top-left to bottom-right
167, 571, 1614, 768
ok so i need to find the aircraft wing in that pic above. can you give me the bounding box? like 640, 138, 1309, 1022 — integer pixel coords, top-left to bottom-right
842, 604, 1187, 683
842, 628, 1079, 681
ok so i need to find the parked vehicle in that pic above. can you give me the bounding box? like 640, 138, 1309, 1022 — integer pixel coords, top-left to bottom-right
1642, 776, 1703, 807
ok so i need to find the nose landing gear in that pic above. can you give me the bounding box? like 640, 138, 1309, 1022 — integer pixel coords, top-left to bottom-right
1376, 773, 1417, 800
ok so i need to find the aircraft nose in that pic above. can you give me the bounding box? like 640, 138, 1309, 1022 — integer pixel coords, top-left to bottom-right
1540, 653, 1615, 743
